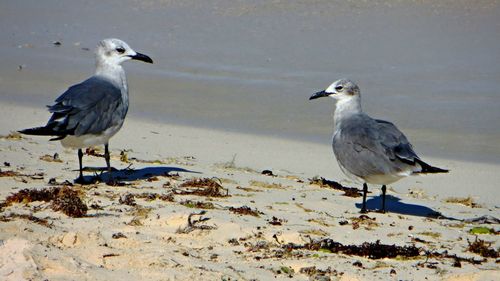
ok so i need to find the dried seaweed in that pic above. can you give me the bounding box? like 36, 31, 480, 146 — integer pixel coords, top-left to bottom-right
301, 239, 420, 259
309, 177, 362, 197
467, 237, 499, 258
39, 153, 63, 163
444, 196, 481, 208
4, 187, 87, 217
119, 193, 137, 206
0, 170, 21, 177
350, 215, 379, 230
249, 180, 283, 189
180, 200, 215, 209
112, 232, 127, 239
5, 187, 58, 204
299, 266, 339, 278
290, 237, 487, 265
51, 187, 88, 217
0, 213, 51, 228
268, 216, 287, 226
159, 193, 175, 202
127, 206, 152, 226
176, 178, 229, 197
229, 206, 262, 217
423, 251, 485, 265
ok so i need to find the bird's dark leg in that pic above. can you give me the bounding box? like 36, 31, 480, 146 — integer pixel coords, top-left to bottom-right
74, 149, 85, 184
361, 183, 368, 213
104, 143, 114, 183
381, 185, 387, 213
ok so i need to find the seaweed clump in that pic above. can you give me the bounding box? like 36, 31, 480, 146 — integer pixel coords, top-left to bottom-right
229, 206, 262, 217
302, 238, 420, 259
0, 170, 21, 177
309, 177, 362, 197
0, 213, 51, 228
3, 187, 87, 218
51, 188, 88, 217
177, 178, 229, 197
467, 238, 499, 258
5, 188, 58, 204
180, 200, 215, 209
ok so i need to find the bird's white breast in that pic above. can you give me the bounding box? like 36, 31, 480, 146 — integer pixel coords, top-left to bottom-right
60, 123, 123, 149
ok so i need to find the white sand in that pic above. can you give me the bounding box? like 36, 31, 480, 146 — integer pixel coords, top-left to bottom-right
1, 103, 499, 280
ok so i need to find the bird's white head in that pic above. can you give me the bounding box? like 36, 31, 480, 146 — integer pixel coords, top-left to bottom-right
95, 38, 153, 67
309, 79, 360, 101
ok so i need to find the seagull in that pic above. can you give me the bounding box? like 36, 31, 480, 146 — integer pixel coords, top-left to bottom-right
19, 38, 153, 184
309, 79, 448, 213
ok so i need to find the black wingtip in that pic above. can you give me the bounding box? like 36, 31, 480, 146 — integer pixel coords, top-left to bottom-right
18, 126, 57, 136
415, 159, 449, 174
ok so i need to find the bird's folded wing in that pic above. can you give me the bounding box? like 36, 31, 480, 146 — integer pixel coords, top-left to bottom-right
334, 117, 421, 177
374, 119, 420, 165
47, 77, 125, 136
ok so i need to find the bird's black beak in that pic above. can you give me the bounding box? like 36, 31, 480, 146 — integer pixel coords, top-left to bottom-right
309, 90, 329, 100
130, 52, 153, 64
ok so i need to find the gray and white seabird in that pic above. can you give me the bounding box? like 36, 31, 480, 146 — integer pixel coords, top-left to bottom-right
309, 79, 448, 213
19, 38, 153, 184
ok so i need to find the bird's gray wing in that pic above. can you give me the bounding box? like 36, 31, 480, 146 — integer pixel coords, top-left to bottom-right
333, 115, 419, 177
374, 119, 420, 165
46, 76, 126, 137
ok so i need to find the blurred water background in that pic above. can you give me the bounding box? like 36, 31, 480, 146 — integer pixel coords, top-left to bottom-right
1, 0, 499, 163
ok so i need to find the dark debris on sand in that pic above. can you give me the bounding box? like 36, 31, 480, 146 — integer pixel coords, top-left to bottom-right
0, 170, 21, 177
467, 237, 499, 258
0, 213, 52, 228
177, 178, 229, 197
180, 200, 215, 209
309, 177, 362, 197
283, 237, 488, 265
176, 210, 217, 234
292, 238, 420, 259
268, 216, 287, 226
51, 188, 88, 217
3, 186, 87, 218
119, 193, 137, 206
229, 206, 262, 217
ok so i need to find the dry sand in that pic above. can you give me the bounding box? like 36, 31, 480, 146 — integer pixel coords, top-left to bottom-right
0, 103, 499, 281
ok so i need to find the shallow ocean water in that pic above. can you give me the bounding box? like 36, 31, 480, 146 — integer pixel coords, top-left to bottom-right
1, 0, 499, 163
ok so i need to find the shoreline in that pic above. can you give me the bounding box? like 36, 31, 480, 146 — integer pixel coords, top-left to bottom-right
2, 96, 500, 166
2, 101, 499, 206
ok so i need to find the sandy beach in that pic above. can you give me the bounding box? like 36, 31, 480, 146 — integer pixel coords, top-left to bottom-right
1, 103, 499, 281
1, 0, 500, 280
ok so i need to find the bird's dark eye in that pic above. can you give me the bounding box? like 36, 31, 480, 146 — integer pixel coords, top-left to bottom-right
116, 47, 125, 54
335, 85, 344, 91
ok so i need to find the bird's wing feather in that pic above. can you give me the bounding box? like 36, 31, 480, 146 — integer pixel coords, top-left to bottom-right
333, 115, 419, 178
47, 76, 126, 136
374, 119, 420, 164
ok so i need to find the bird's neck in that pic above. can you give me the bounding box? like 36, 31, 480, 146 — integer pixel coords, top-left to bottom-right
95, 63, 128, 93
333, 96, 362, 127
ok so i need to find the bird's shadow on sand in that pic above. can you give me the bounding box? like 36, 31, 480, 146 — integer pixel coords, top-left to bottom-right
79, 166, 200, 183
355, 195, 458, 220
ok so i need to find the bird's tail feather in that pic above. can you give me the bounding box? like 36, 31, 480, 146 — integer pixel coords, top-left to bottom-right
18, 126, 66, 141
415, 159, 449, 174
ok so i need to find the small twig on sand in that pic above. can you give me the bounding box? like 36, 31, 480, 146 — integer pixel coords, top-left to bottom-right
176, 210, 217, 234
